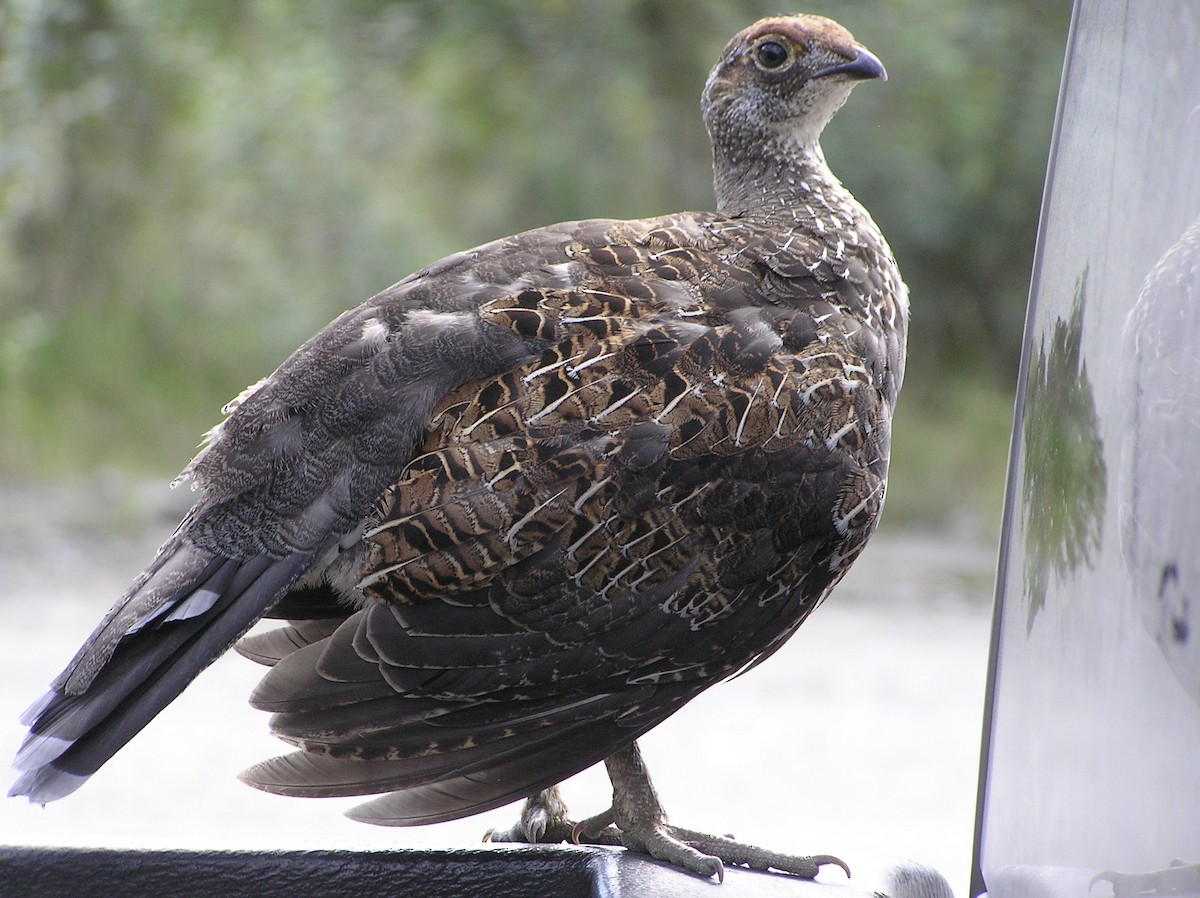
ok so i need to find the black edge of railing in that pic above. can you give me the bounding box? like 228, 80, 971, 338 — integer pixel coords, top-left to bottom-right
0, 844, 890, 898
0, 845, 606, 898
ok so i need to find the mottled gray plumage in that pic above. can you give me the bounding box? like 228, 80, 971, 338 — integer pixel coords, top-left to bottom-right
13, 14, 905, 880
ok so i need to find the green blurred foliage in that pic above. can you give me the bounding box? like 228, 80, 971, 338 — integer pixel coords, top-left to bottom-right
1021, 270, 1105, 632
0, 0, 1070, 529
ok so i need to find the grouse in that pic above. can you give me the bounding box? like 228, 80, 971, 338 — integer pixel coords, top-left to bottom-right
12, 14, 906, 881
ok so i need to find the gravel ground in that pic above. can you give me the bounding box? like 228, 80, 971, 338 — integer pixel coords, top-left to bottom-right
0, 476, 996, 895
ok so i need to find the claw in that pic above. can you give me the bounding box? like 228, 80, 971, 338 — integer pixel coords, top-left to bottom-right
573, 807, 615, 843
525, 808, 547, 844
814, 854, 851, 878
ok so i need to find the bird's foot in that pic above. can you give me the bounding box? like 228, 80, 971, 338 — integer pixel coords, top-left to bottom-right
485, 786, 579, 845
485, 787, 624, 847
571, 810, 847, 882
486, 744, 848, 883
596, 742, 849, 882
656, 825, 849, 881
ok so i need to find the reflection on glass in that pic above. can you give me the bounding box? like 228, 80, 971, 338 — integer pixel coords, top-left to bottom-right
1122, 214, 1200, 704
1022, 269, 1106, 634
1092, 857, 1200, 897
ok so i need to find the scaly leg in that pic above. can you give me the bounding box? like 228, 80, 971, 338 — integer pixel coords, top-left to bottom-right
595, 741, 848, 882
486, 741, 848, 883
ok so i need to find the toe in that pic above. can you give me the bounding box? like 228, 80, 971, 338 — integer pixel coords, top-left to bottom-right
631, 826, 725, 880
572, 807, 615, 843
524, 807, 548, 844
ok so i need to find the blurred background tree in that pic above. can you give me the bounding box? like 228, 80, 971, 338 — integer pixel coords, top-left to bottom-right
0, 0, 1070, 533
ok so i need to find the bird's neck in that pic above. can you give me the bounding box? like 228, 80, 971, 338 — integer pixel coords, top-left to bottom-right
712, 136, 853, 225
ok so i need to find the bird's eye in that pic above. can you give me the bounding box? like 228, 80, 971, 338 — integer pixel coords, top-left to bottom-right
754, 39, 791, 70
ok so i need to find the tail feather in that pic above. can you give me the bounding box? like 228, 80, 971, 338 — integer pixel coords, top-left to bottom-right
54, 546, 228, 695
16, 553, 240, 767
10, 544, 319, 804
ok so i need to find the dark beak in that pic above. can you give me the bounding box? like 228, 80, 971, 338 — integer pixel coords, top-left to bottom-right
814, 45, 887, 82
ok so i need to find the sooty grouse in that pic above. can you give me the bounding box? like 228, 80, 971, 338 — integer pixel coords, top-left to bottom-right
12, 14, 906, 881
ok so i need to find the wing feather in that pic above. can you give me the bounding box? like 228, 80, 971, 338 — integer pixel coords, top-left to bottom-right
235, 619, 346, 667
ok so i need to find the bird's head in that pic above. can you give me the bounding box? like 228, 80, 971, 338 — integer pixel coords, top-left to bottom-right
703, 15, 885, 158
